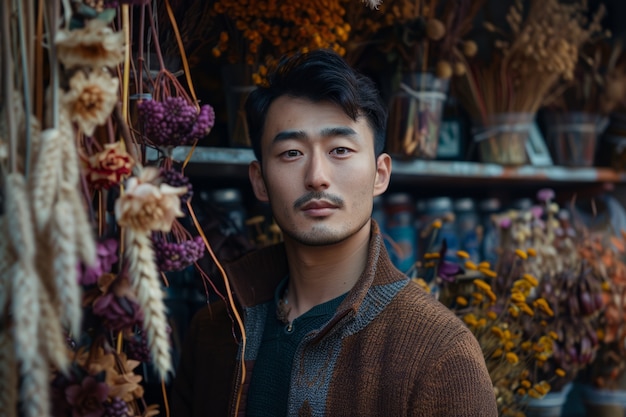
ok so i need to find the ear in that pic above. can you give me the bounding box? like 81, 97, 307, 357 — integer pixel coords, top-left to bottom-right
249, 161, 269, 202
373, 153, 392, 197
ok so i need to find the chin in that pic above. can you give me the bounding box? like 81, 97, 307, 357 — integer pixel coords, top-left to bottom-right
285, 221, 366, 247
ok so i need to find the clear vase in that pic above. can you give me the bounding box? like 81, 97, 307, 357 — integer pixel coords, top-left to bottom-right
386, 73, 448, 159
471, 112, 535, 166
544, 111, 608, 167
221, 64, 256, 148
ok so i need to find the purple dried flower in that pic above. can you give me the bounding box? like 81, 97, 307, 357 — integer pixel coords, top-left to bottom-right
138, 97, 215, 147
152, 235, 205, 272
103, 397, 130, 417
125, 332, 151, 363
65, 376, 109, 417
529, 206, 544, 219
160, 168, 193, 204
436, 240, 463, 283
93, 293, 143, 332
79, 239, 119, 286
498, 217, 512, 229
537, 188, 555, 203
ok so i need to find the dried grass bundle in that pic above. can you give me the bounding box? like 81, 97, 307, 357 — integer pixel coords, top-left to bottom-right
456, 0, 606, 122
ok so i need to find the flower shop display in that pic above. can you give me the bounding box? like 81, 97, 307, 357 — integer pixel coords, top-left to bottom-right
455, 0, 606, 165
0, 1, 223, 416
414, 188, 606, 416
353, 0, 484, 159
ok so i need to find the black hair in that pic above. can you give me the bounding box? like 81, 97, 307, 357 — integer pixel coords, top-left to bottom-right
245, 49, 387, 162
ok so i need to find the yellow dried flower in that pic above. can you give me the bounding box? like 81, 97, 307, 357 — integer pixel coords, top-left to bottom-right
522, 273, 539, 287
506, 352, 519, 364
456, 296, 468, 307
465, 260, 478, 270
456, 250, 470, 259
515, 249, 528, 260
474, 279, 492, 292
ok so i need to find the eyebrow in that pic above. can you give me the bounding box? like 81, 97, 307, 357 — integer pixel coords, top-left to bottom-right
271, 126, 358, 144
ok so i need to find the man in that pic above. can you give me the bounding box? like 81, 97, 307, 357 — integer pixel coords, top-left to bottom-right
171, 49, 497, 416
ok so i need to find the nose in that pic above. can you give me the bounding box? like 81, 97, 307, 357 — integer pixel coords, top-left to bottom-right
304, 151, 330, 191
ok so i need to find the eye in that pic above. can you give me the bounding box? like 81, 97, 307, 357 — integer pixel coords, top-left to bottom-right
331, 147, 352, 156
282, 149, 302, 158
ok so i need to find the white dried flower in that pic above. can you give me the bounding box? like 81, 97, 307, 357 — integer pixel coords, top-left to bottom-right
115, 167, 187, 233
55, 19, 125, 69
61, 70, 119, 136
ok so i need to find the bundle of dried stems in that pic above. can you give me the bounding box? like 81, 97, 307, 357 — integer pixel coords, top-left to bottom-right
456, 0, 606, 122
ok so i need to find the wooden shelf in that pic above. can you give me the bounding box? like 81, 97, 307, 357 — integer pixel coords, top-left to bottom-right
168, 146, 626, 186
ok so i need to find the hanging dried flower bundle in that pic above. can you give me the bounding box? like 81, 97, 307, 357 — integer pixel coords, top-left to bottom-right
0, 1, 223, 416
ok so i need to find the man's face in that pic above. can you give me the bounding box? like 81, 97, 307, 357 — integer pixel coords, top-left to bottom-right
249, 96, 391, 246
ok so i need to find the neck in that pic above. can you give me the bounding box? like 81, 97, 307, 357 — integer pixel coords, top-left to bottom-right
282, 221, 371, 321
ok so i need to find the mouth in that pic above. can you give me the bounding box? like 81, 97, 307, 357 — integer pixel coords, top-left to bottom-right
300, 200, 339, 217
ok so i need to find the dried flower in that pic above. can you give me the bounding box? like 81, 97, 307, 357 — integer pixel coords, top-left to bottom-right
65, 376, 109, 417
210, 0, 351, 84
79, 239, 119, 286
91, 274, 143, 332
56, 19, 125, 69
152, 235, 205, 272
62, 70, 119, 136
137, 97, 215, 148
85, 143, 134, 190
457, 0, 607, 119
114, 167, 186, 233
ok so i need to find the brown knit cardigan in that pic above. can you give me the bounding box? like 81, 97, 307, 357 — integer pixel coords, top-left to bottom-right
170, 221, 498, 416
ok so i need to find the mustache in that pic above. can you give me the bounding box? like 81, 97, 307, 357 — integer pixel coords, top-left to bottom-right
293, 191, 344, 210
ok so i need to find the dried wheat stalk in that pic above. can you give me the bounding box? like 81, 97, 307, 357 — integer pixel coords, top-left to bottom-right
0, 325, 18, 417
69, 188, 97, 267
29, 128, 62, 231
125, 228, 172, 381
51, 196, 82, 336
5, 174, 45, 417
38, 283, 70, 373
58, 112, 96, 266
19, 345, 51, 417
0, 217, 15, 314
